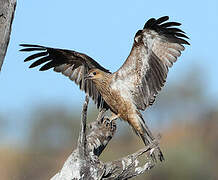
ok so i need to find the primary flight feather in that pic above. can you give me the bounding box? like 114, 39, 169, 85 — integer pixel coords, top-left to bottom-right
20, 16, 189, 161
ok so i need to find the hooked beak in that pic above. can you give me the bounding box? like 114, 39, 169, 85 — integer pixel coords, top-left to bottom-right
84, 74, 93, 80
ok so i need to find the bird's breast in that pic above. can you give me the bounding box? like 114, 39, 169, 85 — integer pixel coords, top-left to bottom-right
105, 80, 136, 120
94, 78, 136, 121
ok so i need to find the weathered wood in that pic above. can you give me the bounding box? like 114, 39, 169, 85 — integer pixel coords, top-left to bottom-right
0, 0, 16, 71
51, 96, 160, 180
78, 95, 89, 158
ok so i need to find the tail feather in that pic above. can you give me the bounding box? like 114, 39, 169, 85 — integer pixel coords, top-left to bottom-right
136, 112, 165, 162
136, 111, 154, 144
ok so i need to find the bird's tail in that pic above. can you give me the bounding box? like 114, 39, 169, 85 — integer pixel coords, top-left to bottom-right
136, 112, 154, 145
136, 112, 165, 161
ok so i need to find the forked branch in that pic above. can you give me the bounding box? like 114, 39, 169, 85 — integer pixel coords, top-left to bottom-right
51, 95, 160, 180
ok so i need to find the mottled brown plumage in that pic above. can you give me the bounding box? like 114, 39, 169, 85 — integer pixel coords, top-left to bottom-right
20, 16, 189, 161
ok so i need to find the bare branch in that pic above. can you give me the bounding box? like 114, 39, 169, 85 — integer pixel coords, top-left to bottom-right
51, 96, 117, 180
51, 97, 161, 180
78, 95, 89, 158
0, 0, 16, 71
104, 141, 159, 179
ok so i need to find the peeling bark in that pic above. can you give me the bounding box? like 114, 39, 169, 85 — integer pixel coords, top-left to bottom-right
0, 0, 16, 71
51, 95, 161, 180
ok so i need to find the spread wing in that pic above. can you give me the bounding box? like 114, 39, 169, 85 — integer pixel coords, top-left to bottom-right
20, 44, 110, 109
115, 16, 189, 110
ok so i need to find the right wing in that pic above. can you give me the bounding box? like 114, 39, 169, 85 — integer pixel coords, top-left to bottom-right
115, 16, 189, 110
20, 44, 110, 109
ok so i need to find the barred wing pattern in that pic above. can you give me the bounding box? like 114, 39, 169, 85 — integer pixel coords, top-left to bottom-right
20, 44, 110, 109
116, 16, 189, 110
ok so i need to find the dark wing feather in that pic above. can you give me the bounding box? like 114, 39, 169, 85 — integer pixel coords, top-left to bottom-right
29, 56, 51, 68
20, 44, 110, 109
24, 52, 48, 62
115, 16, 189, 110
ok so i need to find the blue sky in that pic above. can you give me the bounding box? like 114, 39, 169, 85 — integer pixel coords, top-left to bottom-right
1, 0, 218, 120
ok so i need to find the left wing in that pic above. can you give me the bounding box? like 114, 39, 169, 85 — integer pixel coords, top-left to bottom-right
115, 16, 189, 110
20, 44, 110, 109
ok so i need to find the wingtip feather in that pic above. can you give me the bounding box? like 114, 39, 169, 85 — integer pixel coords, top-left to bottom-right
143, 16, 190, 45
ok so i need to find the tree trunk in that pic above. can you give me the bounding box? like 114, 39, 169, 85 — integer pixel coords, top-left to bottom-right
0, 0, 16, 71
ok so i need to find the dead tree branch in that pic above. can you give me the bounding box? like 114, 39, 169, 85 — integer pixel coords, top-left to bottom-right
51, 95, 160, 180
0, 0, 16, 71
78, 95, 89, 158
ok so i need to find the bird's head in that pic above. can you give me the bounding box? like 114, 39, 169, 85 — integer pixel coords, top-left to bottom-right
85, 68, 105, 81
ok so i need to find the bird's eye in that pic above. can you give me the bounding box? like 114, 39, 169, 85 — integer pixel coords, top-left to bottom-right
93, 72, 97, 75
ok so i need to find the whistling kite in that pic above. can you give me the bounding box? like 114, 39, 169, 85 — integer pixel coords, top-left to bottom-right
20, 16, 189, 161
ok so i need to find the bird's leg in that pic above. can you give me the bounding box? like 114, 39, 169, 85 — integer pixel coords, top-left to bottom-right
109, 112, 120, 122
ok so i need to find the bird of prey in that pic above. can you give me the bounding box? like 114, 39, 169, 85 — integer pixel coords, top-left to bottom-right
20, 16, 189, 161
